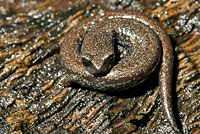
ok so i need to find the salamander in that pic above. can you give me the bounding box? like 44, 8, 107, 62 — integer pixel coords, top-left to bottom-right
60, 10, 180, 133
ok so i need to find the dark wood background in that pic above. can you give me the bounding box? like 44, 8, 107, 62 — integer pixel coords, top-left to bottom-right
0, 0, 199, 134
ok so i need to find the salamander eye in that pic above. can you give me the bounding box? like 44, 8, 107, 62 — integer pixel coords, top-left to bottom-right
82, 58, 92, 67
104, 54, 115, 64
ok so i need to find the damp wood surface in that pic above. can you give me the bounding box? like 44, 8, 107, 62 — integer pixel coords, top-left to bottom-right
0, 0, 199, 134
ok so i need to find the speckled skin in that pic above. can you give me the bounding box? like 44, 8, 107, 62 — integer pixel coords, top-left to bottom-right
60, 11, 180, 133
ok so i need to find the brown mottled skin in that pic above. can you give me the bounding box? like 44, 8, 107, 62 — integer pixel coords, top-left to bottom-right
60, 11, 180, 133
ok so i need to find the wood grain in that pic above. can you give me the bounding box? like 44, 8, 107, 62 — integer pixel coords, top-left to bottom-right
0, 0, 199, 133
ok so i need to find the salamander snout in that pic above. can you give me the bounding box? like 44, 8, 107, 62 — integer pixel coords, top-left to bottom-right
81, 53, 115, 77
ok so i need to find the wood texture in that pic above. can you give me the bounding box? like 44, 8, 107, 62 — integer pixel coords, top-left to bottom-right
0, 0, 199, 134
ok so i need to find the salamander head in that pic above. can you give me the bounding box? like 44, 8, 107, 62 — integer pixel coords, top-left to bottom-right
81, 30, 116, 77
